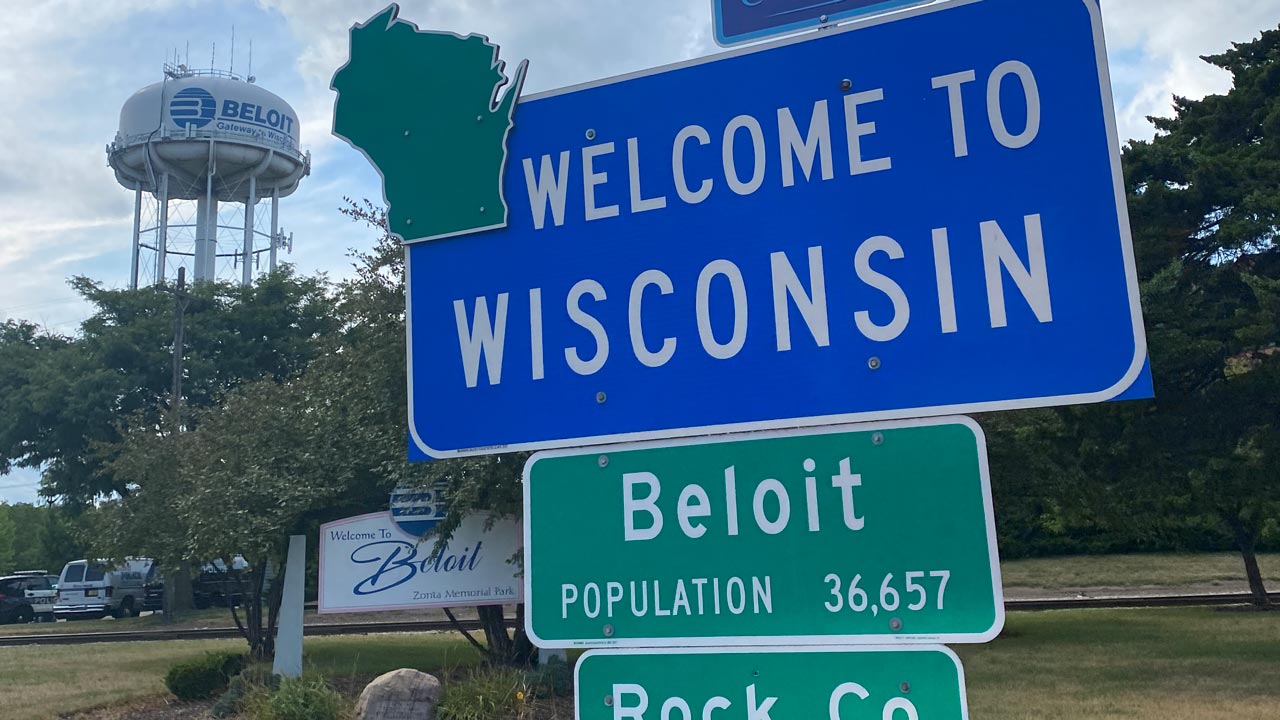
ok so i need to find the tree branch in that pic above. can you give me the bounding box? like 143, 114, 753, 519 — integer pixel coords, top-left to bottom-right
443, 607, 488, 655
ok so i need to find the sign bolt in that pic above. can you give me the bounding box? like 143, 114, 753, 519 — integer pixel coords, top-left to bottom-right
403, 130, 411, 137
605, 696, 614, 707
890, 617, 903, 631
840, 79, 853, 92
603, 623, 615, 637
405, 219, 413, 226
477, 115, 484, 122
872, 432, 884, 446
586, 128, 597, 140
597, 391, 608, 404
598, 455, 610, 468
900, 682, 911, 694
819, 14, 829, 23
479, 207, 486, 214
868, 356, 882, 370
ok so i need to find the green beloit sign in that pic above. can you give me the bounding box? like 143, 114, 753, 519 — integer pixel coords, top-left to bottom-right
576, 646, 970, 720
523, 418, 1002, 647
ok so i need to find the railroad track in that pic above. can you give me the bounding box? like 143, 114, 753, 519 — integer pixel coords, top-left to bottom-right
1, 592, 1275, 647
0, 618, 502, 647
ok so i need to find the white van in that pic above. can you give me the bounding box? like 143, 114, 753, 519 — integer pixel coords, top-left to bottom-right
54, 559, 154, 620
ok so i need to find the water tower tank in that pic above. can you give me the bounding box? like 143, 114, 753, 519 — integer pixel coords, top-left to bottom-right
107, 65, 311, 287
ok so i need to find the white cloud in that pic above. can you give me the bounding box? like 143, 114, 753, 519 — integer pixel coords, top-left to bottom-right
1102, 0, 1280, 141
0, 467, 43, 506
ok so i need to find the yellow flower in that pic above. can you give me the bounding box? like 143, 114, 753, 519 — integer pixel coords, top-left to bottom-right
516, 691, 526, 702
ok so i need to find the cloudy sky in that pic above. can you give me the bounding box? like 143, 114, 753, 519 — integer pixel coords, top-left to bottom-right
1, 0, 1276, 504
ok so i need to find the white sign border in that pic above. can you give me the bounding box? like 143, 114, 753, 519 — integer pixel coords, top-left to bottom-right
575, 645, 970, 720
406, 0, 1146, 459
523, 416, 1005, 648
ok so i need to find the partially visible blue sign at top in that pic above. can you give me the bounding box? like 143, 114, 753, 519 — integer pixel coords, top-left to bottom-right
713, 0, 933, 46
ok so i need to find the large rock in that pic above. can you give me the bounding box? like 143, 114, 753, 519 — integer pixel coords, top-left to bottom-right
354, 669, 443, 720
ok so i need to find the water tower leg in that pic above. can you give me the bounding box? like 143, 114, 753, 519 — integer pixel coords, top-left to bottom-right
130, 187, 142, 290
195, 172, 217, 283
269, 189, 279, 273
157, 174, 170, 284
242, 175, 256, 287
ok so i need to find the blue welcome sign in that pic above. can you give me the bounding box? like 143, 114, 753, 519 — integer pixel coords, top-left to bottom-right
403, 0, 1148, 458
712, 0, 933, 46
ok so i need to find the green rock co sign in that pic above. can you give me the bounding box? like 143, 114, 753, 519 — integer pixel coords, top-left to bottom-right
576, 646, 970, 720
523, 418, 1002, 648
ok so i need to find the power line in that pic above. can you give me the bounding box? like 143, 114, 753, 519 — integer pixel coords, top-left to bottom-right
0, 297, 83, 315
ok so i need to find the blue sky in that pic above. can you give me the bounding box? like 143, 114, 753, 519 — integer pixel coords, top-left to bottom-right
1, 0, 1277, 504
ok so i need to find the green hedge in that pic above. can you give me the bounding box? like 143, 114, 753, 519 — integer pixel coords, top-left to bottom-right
164, 651, 247, 701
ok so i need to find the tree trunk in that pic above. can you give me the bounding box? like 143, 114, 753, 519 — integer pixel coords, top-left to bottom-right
162, 561, 194, 623
1228, 517, 1270, 608
171, 560, 195, 613
250, 564, 274, 660
477, 604, 535, 666
512, 604, 534, 664
478, 604, 512, 661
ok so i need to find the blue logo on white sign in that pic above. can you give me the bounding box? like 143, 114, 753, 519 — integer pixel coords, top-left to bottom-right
389, 483, 447, 538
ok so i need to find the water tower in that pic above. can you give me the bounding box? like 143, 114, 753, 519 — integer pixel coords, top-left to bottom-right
108, 64, 310, 288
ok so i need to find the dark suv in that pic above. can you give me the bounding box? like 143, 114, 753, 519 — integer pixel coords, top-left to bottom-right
0, 574, 54, 624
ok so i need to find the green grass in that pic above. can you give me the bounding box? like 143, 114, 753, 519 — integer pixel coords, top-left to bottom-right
305, 632, 481, 679
6, 608, 1278, 720
1000, 552, 1280, 590
0, 608, 229, 636
0, 637, 242, 719
0, 633, 475, 720
960, 607, 1280, 719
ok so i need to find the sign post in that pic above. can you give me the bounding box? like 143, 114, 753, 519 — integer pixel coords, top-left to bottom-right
524, 418, 1002, 648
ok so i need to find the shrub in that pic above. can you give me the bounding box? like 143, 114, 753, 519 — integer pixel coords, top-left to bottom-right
211, 664, 280, 718
527, 655, 572, 698
164, 651, 248, 701
440, 667, 531, 720
211, 677, 250, 719
243, 675, 347, 720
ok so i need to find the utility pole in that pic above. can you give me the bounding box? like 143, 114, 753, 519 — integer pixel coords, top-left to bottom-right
161, 267, 194, 621
170, 266, 189, 423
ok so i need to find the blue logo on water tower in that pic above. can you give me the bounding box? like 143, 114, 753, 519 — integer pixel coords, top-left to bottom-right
169, 87, 217, 129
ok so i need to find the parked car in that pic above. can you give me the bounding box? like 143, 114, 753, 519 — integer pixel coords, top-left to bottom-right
143, 575, 164, 612
0, 573, 56, 624
145, 557, 258, 611
193, 557, 252, 609
53, 559, 155, 620
22, 574, 59, 622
